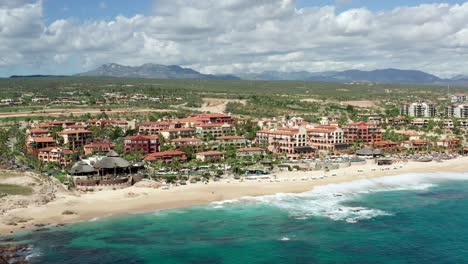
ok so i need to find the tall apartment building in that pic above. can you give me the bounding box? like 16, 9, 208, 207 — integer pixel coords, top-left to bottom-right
446, 104, 468, 118
401, 102, 437, 117
451, 94, 467, 103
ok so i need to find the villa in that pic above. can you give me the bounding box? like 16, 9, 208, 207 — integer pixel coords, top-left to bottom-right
196, 151, 224, 162
124, 135, 160, 154
144, 150, 187, 163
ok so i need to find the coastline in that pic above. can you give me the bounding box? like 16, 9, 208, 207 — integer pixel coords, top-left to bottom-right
1, 157, 468, 236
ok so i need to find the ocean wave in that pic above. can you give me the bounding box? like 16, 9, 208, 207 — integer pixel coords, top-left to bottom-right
25, 246, 41, 261
210, 172, 468, 223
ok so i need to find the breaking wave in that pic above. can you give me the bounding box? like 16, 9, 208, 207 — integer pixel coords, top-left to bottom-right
211, 172, 468, 223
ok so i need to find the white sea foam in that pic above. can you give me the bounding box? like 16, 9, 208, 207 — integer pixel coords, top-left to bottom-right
210, 172, 468, 223
88, 217, 101, 222
25, 246, 41, 261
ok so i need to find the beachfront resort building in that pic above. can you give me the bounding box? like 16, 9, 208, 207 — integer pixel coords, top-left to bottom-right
84, 140, 115, 156
26, 136, 56, 155
59, 129, 93, 149
342, 122, 383, 144
195, 123, 236, 140
25, 128, 56, 155
187, 113, 236, 124
37, 147, 74, 167
436, 138, 461, 149
196, 151, 224, 162
215, 136, 249, 148
160, 128, 196, 140
401, 139, 432, 151
236, 147, 267, 157
124, 135, 160, 154
256, 126, 314, 160
138, 121, 181, 135
144, 150, 187, 163
308, 125, 345, 151
171, 137, 203, 151
400, 102, 437, 117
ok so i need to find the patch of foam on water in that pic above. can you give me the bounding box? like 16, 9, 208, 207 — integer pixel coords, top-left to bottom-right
25, 246, 41, 261
210, 172, 468, 223
88, 217, 101, 222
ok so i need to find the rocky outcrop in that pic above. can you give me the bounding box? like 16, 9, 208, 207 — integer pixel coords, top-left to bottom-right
0, 243, 31, 263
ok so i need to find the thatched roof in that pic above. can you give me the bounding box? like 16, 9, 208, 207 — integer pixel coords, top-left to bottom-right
69, 161, 95, 174
94, 151, 130, 169
106, 150, 120, 157
356, 148, 382, 156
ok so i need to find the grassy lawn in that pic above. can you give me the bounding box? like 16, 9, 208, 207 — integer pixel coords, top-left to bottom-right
0, 184, 34, 195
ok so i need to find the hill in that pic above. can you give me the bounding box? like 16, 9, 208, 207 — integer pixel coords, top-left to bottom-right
77, 63, 240, 80
239, 68, 443, 84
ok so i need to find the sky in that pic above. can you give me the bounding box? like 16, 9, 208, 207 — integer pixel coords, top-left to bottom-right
1, 0, 468, 77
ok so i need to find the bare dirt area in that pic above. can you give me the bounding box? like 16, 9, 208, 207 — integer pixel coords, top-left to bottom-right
181, 98, 247, 113
300, 98, 322, 103
341, 100, 378, 108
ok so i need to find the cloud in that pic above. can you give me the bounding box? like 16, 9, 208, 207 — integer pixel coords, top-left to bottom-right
1, 0, 468, 77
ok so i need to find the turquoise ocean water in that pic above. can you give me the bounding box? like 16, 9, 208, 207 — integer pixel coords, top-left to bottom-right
8, 172, 468, 263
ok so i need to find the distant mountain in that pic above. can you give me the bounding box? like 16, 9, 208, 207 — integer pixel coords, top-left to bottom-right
239, 68, 443, 84
449, 75, 468, 86
237, 71, 337, 81
9, 75, 67, 78
77, 63, 240, 80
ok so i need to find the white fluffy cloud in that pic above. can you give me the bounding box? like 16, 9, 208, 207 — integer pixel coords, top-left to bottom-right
1, 0, 468, 76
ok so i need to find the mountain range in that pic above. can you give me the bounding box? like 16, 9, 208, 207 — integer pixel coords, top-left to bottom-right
76, 63, 240, 80
75, 63, 468, 85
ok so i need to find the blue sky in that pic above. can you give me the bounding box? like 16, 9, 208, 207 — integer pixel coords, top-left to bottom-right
43, 0, 153, 23
1, 0, 468, 77
42, 0, 468, 22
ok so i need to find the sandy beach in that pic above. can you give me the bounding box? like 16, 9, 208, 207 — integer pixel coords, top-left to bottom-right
1, 157, 468, 236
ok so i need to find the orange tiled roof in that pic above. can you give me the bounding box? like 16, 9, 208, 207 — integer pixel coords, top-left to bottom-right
126, 135, 158, 140
59, 129, 92, 135
31, 136, 55, 143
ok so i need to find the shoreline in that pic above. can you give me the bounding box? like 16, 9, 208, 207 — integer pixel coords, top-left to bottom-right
2, 157, 468, 236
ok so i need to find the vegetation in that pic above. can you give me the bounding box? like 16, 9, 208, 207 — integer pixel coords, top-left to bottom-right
0, 184, 33, 195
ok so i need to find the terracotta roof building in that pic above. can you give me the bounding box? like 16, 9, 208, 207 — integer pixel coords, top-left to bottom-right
144, 150, 187, 163
37, 147, 74, 167
124, 135, 159, 155
84, 140, 115, 155
59, 129, 93, 149
342, 122, 383, 144
196, 151, 224, 162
